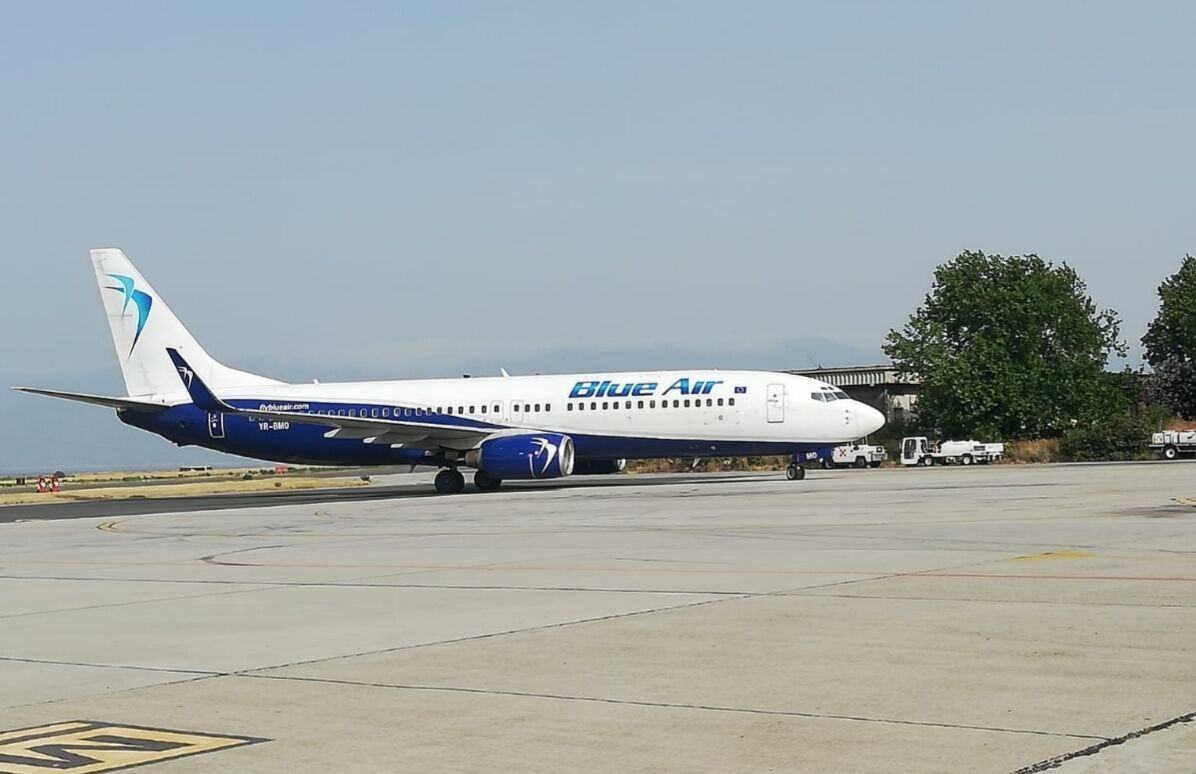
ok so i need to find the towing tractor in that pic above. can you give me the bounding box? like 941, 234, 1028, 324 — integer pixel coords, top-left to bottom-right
900, 437, 1004, 467
820, 442, 887, 469
1150, 430, 1196, 460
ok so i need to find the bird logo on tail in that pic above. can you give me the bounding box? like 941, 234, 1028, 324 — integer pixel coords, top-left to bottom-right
105, 274, 154, 353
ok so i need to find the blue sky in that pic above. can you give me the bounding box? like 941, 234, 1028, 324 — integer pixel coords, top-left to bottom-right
2, 1, 1193, 470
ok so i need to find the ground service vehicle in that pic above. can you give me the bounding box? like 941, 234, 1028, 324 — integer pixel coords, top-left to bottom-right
1150, 430, 1196, 460
900, 437, 1004, 467
821, 443, 886, 469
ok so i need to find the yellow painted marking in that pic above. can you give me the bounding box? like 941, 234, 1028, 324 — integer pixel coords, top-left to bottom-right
96, 521, 120, 532
0, 720, 265, 773
1173, 497, 1196, 508
1006, 549, 1096, 563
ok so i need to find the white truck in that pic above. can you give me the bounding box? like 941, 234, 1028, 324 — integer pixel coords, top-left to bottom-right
820, 443, 887, 469
901, 437, 1004, 467
1149, 430, 1196, 460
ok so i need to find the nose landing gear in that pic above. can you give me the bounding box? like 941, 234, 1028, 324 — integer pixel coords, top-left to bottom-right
786, 455, 806, 481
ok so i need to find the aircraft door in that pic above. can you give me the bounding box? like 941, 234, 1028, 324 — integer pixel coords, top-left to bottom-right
207, 412, 225, 439
766, 383, 785, 423
512, 400, 525, 424
492, 401, 504, 421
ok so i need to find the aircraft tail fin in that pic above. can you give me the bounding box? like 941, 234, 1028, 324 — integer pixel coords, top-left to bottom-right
90, 248, 281, 397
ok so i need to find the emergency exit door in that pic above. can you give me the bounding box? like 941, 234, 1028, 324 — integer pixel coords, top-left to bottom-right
766, 384, 785, 423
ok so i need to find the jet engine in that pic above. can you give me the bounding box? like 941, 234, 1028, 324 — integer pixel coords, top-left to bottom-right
466, 433, 575, 480
574, 458, 627, 475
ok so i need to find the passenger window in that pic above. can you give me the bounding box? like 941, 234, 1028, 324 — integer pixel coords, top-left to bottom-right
382, 408, 389, 417
625, 401, 631, 409
349, 409, 356, 417
469, 406, 475, 414
545, 404, 551, 412
602, 402, 608, 410
591, 402, 597, 410
447, 407, 453, 415
683, 399, 690, 407
371, 408, 379, 418
729, 398, 736, 406
706, 399, 713, 407
578, 403, 585, 411
338, 409, 345, 416
458, 406, 464, 414
638, 400, 644, 409
717, 398, 724, 406
650, 400, 656, 408
481, 405, 487, 414
568, 403, 574, 411
673, 400, 680, 408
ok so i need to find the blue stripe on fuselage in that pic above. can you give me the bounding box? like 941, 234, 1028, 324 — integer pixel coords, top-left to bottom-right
120, 401, 824, 468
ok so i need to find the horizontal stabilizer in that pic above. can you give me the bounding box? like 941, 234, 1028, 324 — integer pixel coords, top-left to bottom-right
12, 387, 168, 412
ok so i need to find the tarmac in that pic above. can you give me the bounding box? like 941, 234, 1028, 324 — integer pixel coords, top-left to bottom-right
1, 462, 1194, 773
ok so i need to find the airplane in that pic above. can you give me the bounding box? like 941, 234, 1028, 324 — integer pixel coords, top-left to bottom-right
16, 249, 886, 494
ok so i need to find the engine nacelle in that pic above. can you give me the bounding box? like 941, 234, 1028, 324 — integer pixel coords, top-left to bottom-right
468, 433, 575, 480
574, 458, 627, 475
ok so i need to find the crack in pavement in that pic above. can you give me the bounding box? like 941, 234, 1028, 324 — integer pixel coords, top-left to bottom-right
237, 672, 1107, 742
1013, 709, 1196, 773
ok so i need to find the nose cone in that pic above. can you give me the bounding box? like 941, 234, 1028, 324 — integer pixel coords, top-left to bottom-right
856, 402, 885, 436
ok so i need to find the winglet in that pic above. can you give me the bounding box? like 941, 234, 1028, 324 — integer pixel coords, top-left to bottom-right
166, 348, 234, 413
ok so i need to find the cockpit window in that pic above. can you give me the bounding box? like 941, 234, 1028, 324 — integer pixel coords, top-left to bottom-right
810, 392, 825, 402
833, 391, 850, 400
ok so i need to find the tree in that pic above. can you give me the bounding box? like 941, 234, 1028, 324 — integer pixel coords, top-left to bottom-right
1142, 256, 1196, 417
884, 251, 1126, 439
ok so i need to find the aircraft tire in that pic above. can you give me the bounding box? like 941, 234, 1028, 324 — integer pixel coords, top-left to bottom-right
474, 469, 503, 491
435, 469, 465, 494
786, 464, 805, 481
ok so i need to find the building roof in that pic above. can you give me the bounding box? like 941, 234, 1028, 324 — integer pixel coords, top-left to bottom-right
787, 364, 920, 387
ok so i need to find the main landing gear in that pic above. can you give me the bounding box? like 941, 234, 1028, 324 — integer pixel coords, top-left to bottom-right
474, 469, 503, 491
434, 468, 465, 494
433, 468, 504, 494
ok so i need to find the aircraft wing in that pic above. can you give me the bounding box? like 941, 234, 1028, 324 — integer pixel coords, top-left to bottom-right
166, 348, 497, 451
12, 387, 168, 413
237, 405, 493, 450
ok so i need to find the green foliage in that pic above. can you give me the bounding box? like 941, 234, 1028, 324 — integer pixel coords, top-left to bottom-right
1060, 413, 1151, 462
1143, 255, 1196, 365
1145, 358, 1196, 419
884, 251, 1126, 439
1143, 256, 1196, 417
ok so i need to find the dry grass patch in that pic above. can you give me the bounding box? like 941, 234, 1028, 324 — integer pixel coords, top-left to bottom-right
0, 476, 369, 507
1002, 439, 1063, 464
